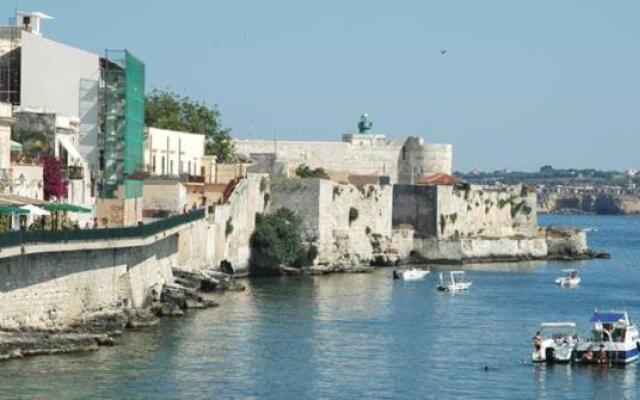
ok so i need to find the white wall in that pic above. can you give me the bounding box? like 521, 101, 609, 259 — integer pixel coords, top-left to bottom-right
10, 164, 43, 199
20, 32, 101, 169
235, 136, 453, 183
0, 102, 11, 171
145, 127, 205, 176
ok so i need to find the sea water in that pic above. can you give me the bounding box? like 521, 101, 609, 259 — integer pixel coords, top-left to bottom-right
0, 215, 639, 399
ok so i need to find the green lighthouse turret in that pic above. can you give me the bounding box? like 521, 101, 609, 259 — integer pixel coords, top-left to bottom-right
357, 113, 373, 134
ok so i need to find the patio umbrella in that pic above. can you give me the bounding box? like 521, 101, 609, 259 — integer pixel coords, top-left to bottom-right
19, 204, 51, 216
44, 203, 92, 213
0, 205, 29, 215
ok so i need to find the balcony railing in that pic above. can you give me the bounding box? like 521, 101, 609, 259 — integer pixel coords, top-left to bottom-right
0, 209, 205, 250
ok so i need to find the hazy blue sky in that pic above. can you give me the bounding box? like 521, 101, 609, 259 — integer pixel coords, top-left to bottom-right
2, 1, 638, 171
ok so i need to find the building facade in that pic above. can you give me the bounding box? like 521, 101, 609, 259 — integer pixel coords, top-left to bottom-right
144, 127, 205, 177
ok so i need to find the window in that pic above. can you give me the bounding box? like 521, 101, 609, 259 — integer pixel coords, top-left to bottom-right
188, 161, 192, 175
152, 156, 156, 173
180, 161, 184, 173
170, 160, 174, 175
161, 156, 165, 175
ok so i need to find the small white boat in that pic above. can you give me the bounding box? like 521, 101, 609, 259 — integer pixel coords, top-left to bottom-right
531, 322, 578, 363
575, 311, 640, 364
393, 268, 430, 281
555, 269, 581, 287
437, 271, 472, 292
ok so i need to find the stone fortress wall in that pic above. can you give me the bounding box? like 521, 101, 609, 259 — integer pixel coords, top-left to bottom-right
269, 178, 393, 266
234, 131, 452, 184
393, 183, 538, 240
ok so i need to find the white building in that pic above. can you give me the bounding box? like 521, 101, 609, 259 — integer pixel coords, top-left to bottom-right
0, 11, 101, 170
144, 127, 205, 177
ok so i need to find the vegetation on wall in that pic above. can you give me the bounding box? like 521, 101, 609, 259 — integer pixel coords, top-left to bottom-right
295, 164, 330, 179
225, 217, 234, 236
348, 207, 359, 225
144, 89, 235, 163
250, 208, 309, 267
259, 176, 269, 193
332, 186, 343, 200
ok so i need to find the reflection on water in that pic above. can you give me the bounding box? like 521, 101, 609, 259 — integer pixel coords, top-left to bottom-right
0, 215, 639, 399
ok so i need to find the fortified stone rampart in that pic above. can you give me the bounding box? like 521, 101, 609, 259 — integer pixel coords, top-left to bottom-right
270, 178, 392, 265
234, 134, 452, 184
393, 184, 538, 239
206, 173, 267, 275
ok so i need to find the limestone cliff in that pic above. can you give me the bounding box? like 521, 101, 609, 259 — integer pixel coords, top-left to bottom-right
539, 193, 640, 215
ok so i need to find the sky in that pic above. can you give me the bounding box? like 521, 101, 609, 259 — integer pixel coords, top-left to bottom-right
1, 1, 638, 172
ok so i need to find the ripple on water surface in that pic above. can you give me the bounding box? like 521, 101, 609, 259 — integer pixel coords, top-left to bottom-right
0, 215, 639, 399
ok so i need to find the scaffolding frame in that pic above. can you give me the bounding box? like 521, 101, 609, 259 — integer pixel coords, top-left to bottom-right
99, 50, 145, 198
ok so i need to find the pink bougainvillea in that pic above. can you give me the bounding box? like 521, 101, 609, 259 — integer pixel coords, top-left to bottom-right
41, 156, 68, 200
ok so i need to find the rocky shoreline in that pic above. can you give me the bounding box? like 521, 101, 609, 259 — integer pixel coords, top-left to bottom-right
0, 268, 244, 362
0, 242, 610, 362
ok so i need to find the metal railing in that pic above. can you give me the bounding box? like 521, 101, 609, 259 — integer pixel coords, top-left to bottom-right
0, 209, 205, 249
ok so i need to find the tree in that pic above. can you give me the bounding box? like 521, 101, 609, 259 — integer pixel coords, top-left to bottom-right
41, 156, 68, 200
145, 89, 236, 163
250, 208, 307, 267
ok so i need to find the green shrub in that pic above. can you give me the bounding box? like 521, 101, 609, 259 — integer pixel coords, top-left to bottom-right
225, 218, 234, 236
295, 164, 330, 179
365, 226, 372, 235
259, 176, 268, 193
450, 213, 458, 224
333, 186, 342, 200
349, 207, 359, 225
250, 208, 306, 267
511, 201, 525, 218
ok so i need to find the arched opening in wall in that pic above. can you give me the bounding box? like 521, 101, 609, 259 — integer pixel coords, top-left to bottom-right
220, 259, 234, 275
402, 146, 407, 161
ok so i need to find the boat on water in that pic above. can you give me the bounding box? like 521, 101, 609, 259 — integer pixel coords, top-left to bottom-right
437, 271, 472, 292
555, 269, 581, 287
532, 322, 578, 363
575, 311, 640, 365
393, 268, 430, 281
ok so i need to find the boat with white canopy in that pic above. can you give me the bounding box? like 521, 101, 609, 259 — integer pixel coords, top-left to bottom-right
555, 269, 580, 287
437, 271, 472, 292
531, 322, 578, 363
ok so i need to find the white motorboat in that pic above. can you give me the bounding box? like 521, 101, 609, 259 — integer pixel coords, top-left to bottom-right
555, 269, 581, 287
575, 311, 640, 364
531, 322, 578, 363
437, 271, 472, 292
393, 268, 430, 280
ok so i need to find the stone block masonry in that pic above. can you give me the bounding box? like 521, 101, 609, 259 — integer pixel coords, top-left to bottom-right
270, 178, 393, 266
234, 134, 452, 184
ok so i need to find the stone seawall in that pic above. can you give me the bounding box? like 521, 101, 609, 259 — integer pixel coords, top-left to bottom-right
270, 178, 393, 268
391, 227, 594, 264
0, 234, 177, 331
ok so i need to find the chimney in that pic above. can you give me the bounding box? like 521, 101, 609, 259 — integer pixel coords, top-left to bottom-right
16, 11, 53, 36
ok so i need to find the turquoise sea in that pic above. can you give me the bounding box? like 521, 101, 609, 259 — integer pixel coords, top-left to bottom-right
1, 215, 639, 399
